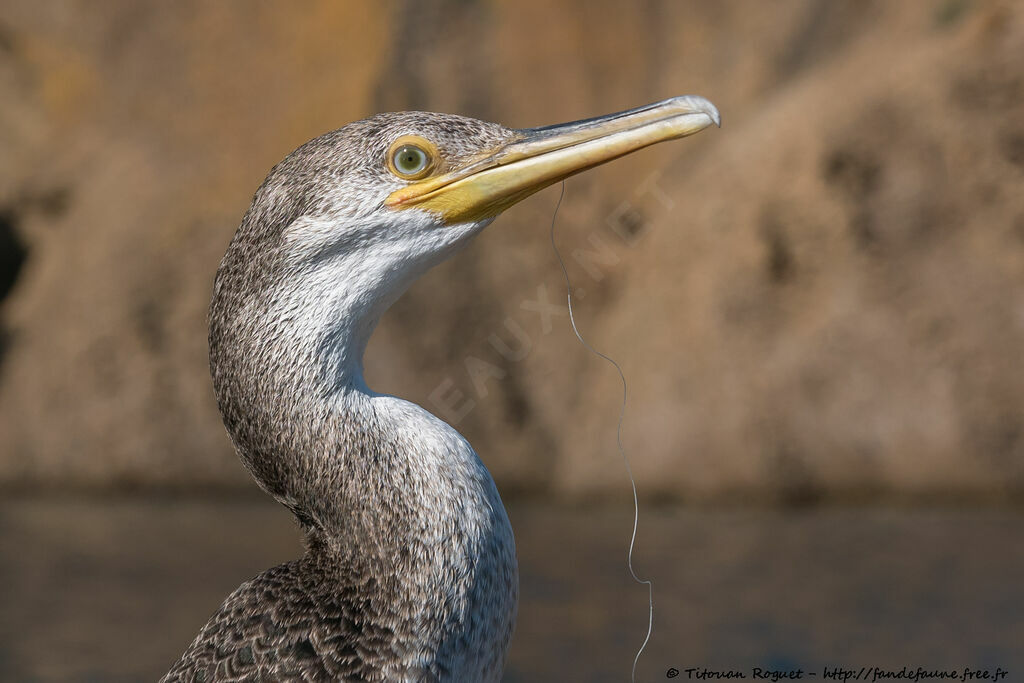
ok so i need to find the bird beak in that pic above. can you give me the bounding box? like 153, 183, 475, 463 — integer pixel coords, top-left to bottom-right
385, 95, 720, 225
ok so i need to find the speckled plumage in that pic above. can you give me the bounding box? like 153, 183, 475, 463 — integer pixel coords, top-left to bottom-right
163, 113, 522, 682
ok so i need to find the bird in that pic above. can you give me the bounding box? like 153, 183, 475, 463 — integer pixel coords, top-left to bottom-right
161, 95, 720, 682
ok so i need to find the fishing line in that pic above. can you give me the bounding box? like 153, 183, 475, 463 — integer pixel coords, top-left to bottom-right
548, 181, 653, 683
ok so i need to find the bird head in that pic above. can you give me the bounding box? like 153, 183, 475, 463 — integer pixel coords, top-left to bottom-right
241, 95, 718, 272
216, 95, 719, 358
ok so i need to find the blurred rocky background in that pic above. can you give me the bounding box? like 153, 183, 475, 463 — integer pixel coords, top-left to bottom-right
1, 0, 1022, 501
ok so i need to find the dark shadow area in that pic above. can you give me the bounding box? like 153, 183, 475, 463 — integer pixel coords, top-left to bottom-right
0, 208, 27, 373
0, 209, 27, 304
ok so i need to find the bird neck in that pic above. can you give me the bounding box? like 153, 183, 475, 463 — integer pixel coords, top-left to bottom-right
208, 218, 518, 673
209, 238, 509, 558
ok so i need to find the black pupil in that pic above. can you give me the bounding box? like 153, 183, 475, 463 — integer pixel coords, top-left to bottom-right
398, 147, 424, 172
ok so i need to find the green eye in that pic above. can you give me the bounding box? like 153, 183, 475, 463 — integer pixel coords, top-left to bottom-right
391, 144, 430, 177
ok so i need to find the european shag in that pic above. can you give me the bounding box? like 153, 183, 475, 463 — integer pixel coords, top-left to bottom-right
162, 96, 720, 682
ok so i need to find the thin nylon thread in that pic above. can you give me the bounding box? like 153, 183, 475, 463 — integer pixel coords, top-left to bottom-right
548, 181, 653, 683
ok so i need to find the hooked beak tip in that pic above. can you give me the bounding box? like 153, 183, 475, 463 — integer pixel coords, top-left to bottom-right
671, 95, 721, 128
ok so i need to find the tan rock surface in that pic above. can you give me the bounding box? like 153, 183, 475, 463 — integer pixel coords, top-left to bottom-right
0, 1, 1021, 499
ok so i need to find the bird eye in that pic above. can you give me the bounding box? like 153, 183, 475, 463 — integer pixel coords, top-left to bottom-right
391, 144, 431, 178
